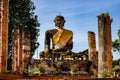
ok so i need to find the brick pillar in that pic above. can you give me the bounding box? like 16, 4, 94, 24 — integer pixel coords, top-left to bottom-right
0, 0, 3, 73
12, 27, 24, 74
98, 13, 112, 78
88, 31, 98, 77
0, 0, 9, 73
88, 31, 97, 64
12, 31, 16, 72
23, 31, 31, 70
12, 27, 20, 73
19, 30, 24, 74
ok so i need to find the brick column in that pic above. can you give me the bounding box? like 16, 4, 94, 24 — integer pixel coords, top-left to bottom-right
12, 27, 24, 74
12, 27, 20, 73
88, 31, 97, 64
0, 0, 9, 73
88, 31, 98, 77
0, 0, 3, 73
98, 13, 112, 78
19, 30, 24, 74
23, 31, 31, 70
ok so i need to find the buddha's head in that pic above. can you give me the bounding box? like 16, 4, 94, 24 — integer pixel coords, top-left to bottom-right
54, 15, 65, 28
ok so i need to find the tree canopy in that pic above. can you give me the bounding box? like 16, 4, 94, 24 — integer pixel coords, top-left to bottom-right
8, 0, 40, 70
112, 29, 120, 53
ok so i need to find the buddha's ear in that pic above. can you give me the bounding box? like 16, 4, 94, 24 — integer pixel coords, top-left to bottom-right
54, 20, 55, 22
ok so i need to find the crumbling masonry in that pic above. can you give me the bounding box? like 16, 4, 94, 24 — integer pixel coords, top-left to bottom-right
0, 0, 9, 73
98, 13, 112, 78
12, 27, 31, 74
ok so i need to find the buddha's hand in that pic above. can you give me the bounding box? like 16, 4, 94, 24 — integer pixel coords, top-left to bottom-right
54, 43, 64, 50
44, 45, 49, 53
44, 48, 49, 53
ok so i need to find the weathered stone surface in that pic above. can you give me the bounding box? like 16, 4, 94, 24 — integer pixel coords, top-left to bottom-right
98, 13, 112, 78
0, 0, 9, 73
22, 31, 31, 70
0, 0, 3, 73
88, 31, 98, 77
33, 59, 92, 76
12, 27, 23, 74
12, 27, 31, 74
88, 31, 97, 64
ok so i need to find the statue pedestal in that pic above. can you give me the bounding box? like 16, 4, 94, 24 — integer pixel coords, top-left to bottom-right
32, 59, 93, 76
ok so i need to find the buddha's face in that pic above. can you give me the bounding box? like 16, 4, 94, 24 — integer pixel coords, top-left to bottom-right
54, 16, 65, 28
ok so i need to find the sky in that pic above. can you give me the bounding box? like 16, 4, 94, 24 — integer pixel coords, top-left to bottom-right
32, 0, 120, 60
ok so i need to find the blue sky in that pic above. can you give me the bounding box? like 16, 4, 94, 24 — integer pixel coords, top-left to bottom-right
32, 0, 120, 60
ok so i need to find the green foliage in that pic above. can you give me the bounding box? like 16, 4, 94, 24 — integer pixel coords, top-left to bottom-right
24, 67, 41, 76
112, 67, 120, 72
53, 63, 57, 68
100, 69, 112, 77
39, 67, 45, 74
103, 12, 109, 17
31, 67, 40, 76
112, 60, 120, 72
112, 29, 120, 53
112, 60, 119, 67
8, 0, 40, 70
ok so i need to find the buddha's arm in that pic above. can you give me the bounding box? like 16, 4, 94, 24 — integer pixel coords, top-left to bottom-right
44, 30, 51, 52
66, 37, 73, 51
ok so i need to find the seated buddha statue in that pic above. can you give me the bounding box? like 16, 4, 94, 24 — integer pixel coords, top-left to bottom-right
40, 15, 73, 59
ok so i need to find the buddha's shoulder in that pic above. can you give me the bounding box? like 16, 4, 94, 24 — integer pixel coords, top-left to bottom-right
64, 29, 73, 34
45, 29, 57, 33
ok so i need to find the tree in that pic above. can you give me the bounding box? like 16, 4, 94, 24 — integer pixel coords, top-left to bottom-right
112, 29, 120, 53
8, 0, 40, 70
112, 60, 119, 68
